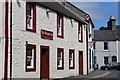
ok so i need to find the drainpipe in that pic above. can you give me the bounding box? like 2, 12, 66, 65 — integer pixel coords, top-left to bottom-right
86, 26, 88, 75
10, 0, 12, 80
116, 40, 118, 62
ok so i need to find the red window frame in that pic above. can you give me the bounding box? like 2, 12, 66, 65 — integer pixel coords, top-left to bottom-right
26, 2, 36, 32
69, 49, 75, 69
26, 44, 36, 72
57, 14, 64, 38
57, 48, 64, 70
78, 22, 83, 42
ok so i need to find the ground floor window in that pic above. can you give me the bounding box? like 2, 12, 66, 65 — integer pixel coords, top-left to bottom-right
57, 48, 64, 70
26, 44, 36, 72
104, 56, 108, 65
69, 49, 75, 69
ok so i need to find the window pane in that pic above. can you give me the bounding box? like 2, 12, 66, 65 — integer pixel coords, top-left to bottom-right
104, 57, 108, 64
57, 48, 64, 69
78, 23, 82, 42
27, 48, 32, 56
27, 5, 32, 16
27, 58, 31, 66
26, 3, 34, 30
104, 42, 108, 50
58, 16, 62, 35
57, 14, 63, 38
26, 44, 36, 72
69, 50, 74, 69
57, 49, 62, 67
26, 47, 34, 67
70, 53, 72, 59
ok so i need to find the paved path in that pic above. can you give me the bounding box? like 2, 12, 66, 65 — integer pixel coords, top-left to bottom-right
91, 71, 110, 78
62, 70, 112, 80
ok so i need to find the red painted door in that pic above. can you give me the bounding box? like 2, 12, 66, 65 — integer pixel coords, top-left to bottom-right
79, 51, 83, 75
40, 46, 49, 79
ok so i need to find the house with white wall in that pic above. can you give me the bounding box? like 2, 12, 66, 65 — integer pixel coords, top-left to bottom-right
86, 19, 95, 73
94, 16, 120, 69
0, 0, 94, 79
59, 2, 95, 73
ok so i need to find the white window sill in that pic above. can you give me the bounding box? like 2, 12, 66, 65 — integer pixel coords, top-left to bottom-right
103, 50, 109, 52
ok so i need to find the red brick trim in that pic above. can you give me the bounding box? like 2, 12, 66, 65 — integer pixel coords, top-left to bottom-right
25, 44, 36, 72
4, 1, 9, 80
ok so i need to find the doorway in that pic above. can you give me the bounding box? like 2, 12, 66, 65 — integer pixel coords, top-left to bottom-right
40, 45, 49, 79
104, 56, 108, 65
79, 51, 83, 75
112, 56, 117, 62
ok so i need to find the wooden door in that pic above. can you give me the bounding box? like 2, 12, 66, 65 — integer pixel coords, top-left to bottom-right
40, 46, 49, 79
79, 51, 83, 75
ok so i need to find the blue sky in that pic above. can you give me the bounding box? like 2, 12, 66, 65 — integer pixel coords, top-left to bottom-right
69, 2, 118, 30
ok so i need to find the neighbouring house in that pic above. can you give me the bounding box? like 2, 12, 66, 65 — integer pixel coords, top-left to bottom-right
86, 19, 95, 73
94, 16, 120, 69
0, 0, 94, 79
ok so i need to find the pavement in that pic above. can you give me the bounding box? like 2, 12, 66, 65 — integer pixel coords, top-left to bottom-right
62, 70, 116, 80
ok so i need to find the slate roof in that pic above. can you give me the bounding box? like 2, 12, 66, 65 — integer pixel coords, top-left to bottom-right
94, 30, 116, 41
115, 26, 120, 40
37, 2, 87, 23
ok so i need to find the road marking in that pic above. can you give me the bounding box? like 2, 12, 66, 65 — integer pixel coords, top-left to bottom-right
91, 71, 111, 78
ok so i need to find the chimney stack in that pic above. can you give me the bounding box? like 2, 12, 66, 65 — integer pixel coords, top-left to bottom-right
107, 16, 116, 30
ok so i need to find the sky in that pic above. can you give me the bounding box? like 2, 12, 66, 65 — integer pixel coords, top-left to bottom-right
67, 1, 119, 30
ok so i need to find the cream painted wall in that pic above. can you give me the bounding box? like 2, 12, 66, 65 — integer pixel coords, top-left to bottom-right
95, 41, 117, 68
0, 1, 5, 80
4, 1, 88, 79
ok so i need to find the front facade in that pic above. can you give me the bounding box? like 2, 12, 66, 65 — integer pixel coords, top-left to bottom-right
87, 21, 95, 72
94, 16, 120, 69
0, 0, 94, 79
94, 40, 117, 68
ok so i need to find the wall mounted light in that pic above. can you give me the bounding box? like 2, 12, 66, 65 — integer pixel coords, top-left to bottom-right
46, 8, 52, 18
70, 18, 75, 27
46, 8, 52, 13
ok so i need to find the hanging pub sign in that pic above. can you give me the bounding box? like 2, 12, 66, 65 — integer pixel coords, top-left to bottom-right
41, 29, 53, 40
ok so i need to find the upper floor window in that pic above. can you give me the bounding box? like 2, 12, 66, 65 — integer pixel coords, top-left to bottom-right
104, 42, 108, 50
26, 44, 36, 72
78, 22, 83, 42
57, 14, 64, 38
69, 49, 75, 69
57, 48, 64, 70
26, 2, 36, 32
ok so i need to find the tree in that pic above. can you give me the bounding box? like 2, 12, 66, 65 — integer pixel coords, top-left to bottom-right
99, 26, 109, 30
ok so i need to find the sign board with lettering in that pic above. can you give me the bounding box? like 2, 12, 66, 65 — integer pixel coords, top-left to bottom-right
41, 29, 53, 40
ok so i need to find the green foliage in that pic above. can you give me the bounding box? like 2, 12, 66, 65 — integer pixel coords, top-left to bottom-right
99, 26, 109, 30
